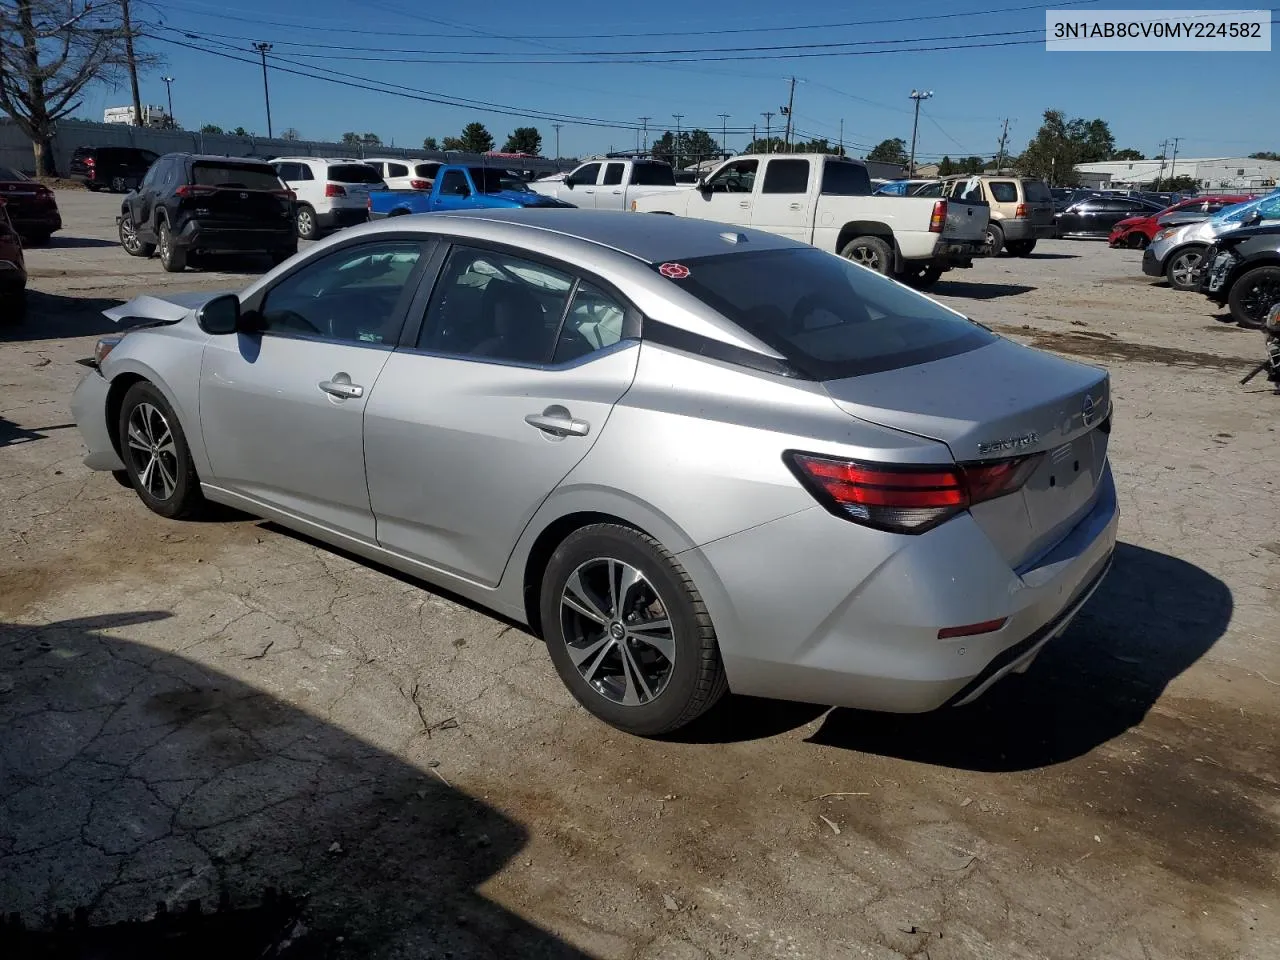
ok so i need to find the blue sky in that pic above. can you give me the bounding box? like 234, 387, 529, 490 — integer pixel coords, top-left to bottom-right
85, 0, 1278, 160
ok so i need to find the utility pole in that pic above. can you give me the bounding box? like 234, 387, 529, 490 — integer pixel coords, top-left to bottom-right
638, 117, 650, 154
552, 123, 562, 160
1169, 137, 1183, 187
718, 113, 730, 158
908, 89, 933, 177
761, 112, 774, 153
161, 76, 175, 127
839, 118, 844, 157
751, 123, 757, 151
782, 76, 796, 152
253, 42, 274, 139
120, 0, 143, 126
995, 117, 1010, 172
673, 113, 683, 169
1154, 139, 1170, 189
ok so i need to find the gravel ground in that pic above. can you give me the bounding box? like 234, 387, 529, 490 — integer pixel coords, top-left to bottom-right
1, 190, 1277, 959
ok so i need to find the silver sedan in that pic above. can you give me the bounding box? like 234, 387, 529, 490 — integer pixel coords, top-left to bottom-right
72, 210, 1117, 735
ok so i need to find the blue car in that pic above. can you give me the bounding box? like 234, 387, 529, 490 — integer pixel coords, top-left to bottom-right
369, 165, 576, 219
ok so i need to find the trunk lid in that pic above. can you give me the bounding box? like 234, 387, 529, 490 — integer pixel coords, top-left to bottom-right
823, 338, 1110, 568
939, 198, 988, 242
188, 162, 292, 225
1021, 180, 1055, 228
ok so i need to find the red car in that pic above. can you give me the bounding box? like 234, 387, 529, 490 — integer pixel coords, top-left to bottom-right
1108, 194, 1256, 249
0, 200, 27, 319
0, 164, 62, 246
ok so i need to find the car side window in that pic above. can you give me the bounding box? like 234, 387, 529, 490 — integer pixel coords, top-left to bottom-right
139, 161, 161, 190
553, 282, 629, 364
440, 169, 471, 196
761, 159, 811, 194
259, 241, 424, 344
705, 159, 759, 194
602, 163, 625, 186
388, 162, 408, 178
569, 163, 600, 186
417, 246, 574, 365
989, 181, 1018, 204
960, 179, 985, 202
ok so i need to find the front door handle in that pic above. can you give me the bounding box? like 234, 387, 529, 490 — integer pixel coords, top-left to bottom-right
789, 202, 802, 210
739, 201, 751, 209
319, 373, 364, 400
525, 410, 590, 438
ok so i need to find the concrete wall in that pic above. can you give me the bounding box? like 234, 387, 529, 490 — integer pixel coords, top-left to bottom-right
0, 118, 574, 177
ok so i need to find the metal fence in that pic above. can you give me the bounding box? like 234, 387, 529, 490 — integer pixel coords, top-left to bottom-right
0, 118, 575, 177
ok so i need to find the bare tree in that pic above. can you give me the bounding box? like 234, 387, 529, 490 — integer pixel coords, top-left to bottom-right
0, 1, 154, 175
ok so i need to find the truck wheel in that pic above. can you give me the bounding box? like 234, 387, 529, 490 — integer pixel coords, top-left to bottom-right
1006, 239, 1036, 257
984, 222, 1005, 256
295, 204, 318, 240
840, 236, 893, 275
897, 264, 943, 290
157, 220, 186, 273
1228, 265, 1280, 329
1165, 246, 1204, 291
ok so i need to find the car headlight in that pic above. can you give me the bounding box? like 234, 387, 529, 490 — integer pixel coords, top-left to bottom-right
94, 334, 124, 365
1155, 228, 1177, 241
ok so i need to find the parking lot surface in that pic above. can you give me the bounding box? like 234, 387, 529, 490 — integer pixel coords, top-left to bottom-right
1, 190, 1278, 959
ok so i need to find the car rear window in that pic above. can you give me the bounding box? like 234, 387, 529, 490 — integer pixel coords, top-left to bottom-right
327, 163, 383, 184
656, 247, 995, 379
0, 166, 27, 181
1022, 180, 1051, 202
414, 162, 441, 179
631, 162, 677, 186
192, 162, 282, 191
820, 161, 872, 196
989, 181, 1018, 204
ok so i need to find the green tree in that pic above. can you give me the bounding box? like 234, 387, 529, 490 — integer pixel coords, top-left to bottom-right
1249, 151, 1280, 161
867, 138, 908, 165
502, 126, 542, 155
442, 122, 495, 153
341, 131, 381, 146
422, 136, 439, 151
280, 127, 301, 141
938, 155, 955, 176
1113, 147, 1145, 161
200, 124, 223, 134
1073, 118, 1114, 163
744, 136, 787, 154
1015, 109, 1116, 184
231, 126, 249, 137
1165, 175, 1198, 191
960, 156, 984, 174
681, 129, 720, 166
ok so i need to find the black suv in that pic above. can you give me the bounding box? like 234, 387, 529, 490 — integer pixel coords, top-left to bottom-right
1200, 222, 1280, 327
68, 146, 159, 193
117, 154, 297, 272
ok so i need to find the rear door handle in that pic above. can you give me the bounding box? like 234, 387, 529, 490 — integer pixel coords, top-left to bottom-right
789, 202, 802, 210
319, 373, 364, 399
739, 201, 751, 209
525, 411, 590, 438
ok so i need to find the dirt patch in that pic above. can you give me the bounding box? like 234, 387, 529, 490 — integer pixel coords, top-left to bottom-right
994, 324, 1254, 372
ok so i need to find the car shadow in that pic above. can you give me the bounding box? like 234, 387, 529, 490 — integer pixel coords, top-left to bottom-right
663, 694, 830, 744
1021, 253, 1078, 260
0, 612, 589, 959
0, 417, 77, 448
0, 292, 125, 342
37, 236, 119, 249
932, 280, 1036, 299
806, 542, 1230, 771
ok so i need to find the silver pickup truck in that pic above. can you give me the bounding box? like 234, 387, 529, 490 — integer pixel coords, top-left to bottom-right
632, 154, 989, 289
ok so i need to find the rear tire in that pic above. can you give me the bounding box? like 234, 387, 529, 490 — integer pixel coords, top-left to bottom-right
1227, 265, 1280, 329
897, 263, 943, 290
295, 204, 319, 240
157, 219, 186, 273
1006, 239, 1036, 257
984, 221, 1005, 256
1165, 245, 1204, 291
117, 381, 207, 520
839, 236, 893, 276
1126, 232, 1148, 250
539, 523, 728, 736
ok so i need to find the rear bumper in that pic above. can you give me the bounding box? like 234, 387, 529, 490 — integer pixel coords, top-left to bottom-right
175, 220, 296, 254
1001, 219, 1057, 242
317, 207, 369, 229
930, 238, 982, 268
12, 213, 62, 236
0, 260, 26, 293
680, 464, 1119, 714
71, 370, 126, 472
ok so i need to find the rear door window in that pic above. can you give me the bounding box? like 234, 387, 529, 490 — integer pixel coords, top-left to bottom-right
602, 163, 625, 186
192, 163, 282, 191
762, 159, 811, 194
820, 161, 871, 196
988, 181, 1018, 204
327, 163, 383, 184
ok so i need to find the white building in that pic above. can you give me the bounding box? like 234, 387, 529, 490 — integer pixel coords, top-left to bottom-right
103, 105, 171, 128
1075, 157, 1280, 191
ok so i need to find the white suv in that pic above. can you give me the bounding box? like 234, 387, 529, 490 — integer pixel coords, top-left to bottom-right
363, 158, 443, 192
271, 158, 386, 239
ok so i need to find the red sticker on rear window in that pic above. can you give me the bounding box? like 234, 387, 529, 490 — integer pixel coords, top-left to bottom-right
659, 262, 690, 279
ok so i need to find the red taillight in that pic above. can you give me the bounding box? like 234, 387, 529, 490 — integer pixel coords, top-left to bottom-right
929, 200, 947, 233
1014, 203, 1027, 218
366, 196, 372, 210
325, 183, 347, 197
409, 178, 430, 190
786, 452, 1041, 534
175, 184, 217, 198
84, 157, 95, 167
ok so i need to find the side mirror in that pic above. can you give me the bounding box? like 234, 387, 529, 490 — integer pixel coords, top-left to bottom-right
697, 179, 712, 193
196, 294, 241, 335
564, 176, 576, 188
1244, 210, 1263, 227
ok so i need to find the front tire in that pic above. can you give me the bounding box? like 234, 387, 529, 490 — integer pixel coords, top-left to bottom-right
119, 215, 154, 257
1006, 239, 1036, 257
295, 204, 319, 240
117, 381, 207, 520
1228, 265, 1280, 329
839, 236, 893, 275
157, 219, 186, 273
1165, 246, 1204, 291
540, 524, 728, 736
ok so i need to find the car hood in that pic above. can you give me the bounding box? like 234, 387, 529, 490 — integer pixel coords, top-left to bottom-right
1112, 215, 1148, 230
104, 290, 232, 325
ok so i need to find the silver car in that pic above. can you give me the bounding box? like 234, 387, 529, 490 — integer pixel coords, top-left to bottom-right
72, 210, 1117, 735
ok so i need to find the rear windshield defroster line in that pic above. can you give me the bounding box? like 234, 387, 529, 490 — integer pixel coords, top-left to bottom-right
650, 247, 996, 380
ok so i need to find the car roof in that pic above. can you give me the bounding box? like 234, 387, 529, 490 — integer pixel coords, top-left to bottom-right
389, 208, 799, 264
160, 153, 277, 165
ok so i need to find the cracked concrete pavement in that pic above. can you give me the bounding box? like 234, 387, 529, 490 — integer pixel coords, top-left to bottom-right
1, 191, 1278, 958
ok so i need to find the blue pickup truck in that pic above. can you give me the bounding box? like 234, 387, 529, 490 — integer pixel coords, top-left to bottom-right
368, 165, 576, 219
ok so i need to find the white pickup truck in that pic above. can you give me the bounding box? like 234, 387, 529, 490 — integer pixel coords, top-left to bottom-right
632, 154, 989, 288
530, 158, 686, 211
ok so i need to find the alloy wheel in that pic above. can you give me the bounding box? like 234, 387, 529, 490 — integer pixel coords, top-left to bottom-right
297, 209, 314, 236
849, 244, 881, 271
1170, 251, 1200, 287
559, 557, 676, 706
120, 218, 139, 253
126, 402, 179, 501
1240, 275, 1280, 325
158, 227, 170, 262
